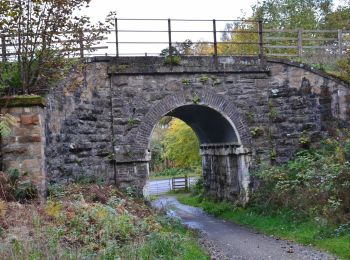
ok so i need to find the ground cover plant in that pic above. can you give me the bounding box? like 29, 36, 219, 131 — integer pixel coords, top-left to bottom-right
0, 182, 208, 259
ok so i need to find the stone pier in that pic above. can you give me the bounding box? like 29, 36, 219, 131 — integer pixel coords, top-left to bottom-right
0, 96, 47, 197
200, 143, 251, 204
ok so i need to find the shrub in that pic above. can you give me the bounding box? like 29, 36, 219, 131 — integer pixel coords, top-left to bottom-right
252, 137, 350, 223
337, 56, 350, 83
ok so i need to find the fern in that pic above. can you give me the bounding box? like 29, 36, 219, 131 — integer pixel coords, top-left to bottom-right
0, 113, 17, 137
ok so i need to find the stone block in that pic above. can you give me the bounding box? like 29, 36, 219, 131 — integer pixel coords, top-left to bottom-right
32, 115, 40, 125
2, 146, 28, 155
20, 114, 33, 125
17, 135, 42, 143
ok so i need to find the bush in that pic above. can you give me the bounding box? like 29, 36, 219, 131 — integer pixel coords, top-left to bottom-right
251, 137, 350, 223
337, 56, 350, 83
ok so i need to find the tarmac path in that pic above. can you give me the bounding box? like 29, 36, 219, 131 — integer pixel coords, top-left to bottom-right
152, 196, 336, 260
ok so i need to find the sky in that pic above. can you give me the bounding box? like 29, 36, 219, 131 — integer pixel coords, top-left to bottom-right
82, 0, 258, 21
80, 0, 259, 56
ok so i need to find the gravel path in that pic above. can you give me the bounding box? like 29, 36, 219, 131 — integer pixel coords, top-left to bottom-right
152, 196, 337, 260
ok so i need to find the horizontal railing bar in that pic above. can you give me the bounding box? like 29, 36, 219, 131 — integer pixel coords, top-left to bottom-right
302, 38, 339, 41
264, 29, 299, 33
264, 29, 350, 33
117, 30, 259, 33
303, 29, 340, 33
265, 37, 298, 40
266, 53, 299, 57
265, 45, 298, 49
117, 18, 258, 22
111, 41, 260, 45
303, 45, 337, 49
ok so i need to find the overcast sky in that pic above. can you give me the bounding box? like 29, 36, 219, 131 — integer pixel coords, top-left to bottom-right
83, 0, 257, 21
81, 0, 259, 56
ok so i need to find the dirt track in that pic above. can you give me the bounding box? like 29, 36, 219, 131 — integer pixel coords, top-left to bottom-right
152, 196, 336, 260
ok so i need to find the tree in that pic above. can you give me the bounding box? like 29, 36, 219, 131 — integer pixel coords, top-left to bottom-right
0, 0, 116, 94
252, 0, 333, 29
162, 118, 201, 168
322, 5, 350, 29
218, 22, 259, 56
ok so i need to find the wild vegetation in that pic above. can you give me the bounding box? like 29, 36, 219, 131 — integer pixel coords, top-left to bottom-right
0, 180, 208, 259
150, 118, 201, 179
177, 134, 350, 259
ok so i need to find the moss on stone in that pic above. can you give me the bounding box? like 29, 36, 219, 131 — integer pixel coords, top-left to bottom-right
0, 95, 47, 108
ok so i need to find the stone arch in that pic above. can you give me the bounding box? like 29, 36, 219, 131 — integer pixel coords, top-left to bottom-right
135, 89, 251, 151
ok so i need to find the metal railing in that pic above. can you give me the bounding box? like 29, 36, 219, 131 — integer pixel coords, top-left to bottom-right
1, 18, 349, 62
112, 18, 264, 58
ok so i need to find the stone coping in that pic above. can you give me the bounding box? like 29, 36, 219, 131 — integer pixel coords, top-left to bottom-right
87, 55, 349, 87
0, 95, 47, 108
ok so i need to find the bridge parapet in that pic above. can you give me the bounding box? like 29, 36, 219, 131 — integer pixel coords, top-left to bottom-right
90, 56, 270, 75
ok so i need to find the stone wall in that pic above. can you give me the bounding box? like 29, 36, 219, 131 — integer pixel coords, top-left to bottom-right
0, 97, 47, 196
41, 56, 350, 200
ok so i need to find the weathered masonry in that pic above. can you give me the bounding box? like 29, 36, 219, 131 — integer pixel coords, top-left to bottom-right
1, 56, 350, 203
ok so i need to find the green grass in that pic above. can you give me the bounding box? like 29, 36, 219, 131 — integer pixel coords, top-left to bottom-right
119, 222, 209, 260
176, 193, 350, 260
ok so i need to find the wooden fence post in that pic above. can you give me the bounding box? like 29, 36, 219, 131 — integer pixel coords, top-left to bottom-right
297, 29, 303, 57
1, 35, 6, 62
338, 29, 343, 57
258, 20, 264, 58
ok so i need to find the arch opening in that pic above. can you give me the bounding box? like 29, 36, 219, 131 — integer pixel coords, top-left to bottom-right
166, 105, 238, 145
143, 104, 251, 204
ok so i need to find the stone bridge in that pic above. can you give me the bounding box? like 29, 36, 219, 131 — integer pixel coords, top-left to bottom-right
1, 56, 350, 203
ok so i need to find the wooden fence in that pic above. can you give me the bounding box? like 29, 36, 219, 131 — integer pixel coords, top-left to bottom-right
264, 29, 350, 58
143, 177, 198, 196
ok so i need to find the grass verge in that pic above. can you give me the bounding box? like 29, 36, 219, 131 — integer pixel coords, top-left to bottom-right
176, 193, 350, 260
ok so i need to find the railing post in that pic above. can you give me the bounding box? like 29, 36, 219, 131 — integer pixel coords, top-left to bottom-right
168, 18, 172, 61
79, 30, 84, 58
115, 18, 119, 57
213, 19, 218, 68
1, 35, 6, 62
298, 29, 303, 57
338, 29, 343, 57
258, 20, 264, 58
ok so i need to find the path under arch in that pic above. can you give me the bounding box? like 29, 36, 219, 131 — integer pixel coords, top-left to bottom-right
153, 196, 334, 260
